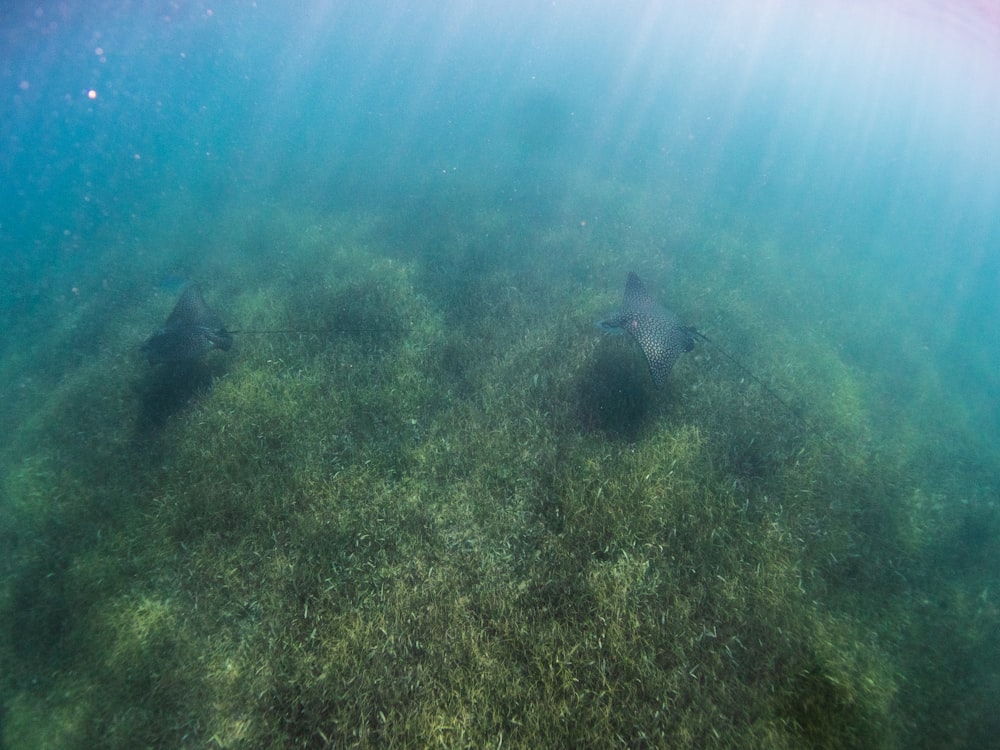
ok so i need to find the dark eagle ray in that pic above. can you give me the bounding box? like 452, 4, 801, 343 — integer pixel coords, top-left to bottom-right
141, 284, 233, 364
597, 272, 697, 387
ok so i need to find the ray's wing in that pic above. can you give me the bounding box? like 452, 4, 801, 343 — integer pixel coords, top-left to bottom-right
631, 314, 695, 386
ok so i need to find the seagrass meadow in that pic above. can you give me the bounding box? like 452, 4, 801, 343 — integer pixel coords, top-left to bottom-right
1, 179, 997, 749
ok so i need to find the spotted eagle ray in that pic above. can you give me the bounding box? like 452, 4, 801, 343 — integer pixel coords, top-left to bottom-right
597, 271, 698, 387
141, 284, 233, 364
594, 271, 856, 460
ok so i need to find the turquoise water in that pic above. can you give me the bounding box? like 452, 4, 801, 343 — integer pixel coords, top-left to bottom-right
2, 2, 998, 747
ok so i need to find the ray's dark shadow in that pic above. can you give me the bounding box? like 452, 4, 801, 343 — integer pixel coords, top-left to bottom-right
576, 338, 654, 440
133, 360, 224, 439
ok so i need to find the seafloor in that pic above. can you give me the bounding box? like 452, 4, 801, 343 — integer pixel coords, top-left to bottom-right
1, 178, 997, 748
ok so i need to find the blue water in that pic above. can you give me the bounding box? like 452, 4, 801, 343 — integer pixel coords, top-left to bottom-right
5, 3, 999, 299
3, 0, 999, 745
5, 3, 999, 237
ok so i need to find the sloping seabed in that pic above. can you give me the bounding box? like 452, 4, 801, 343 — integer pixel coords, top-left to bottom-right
1, 181, 997, 749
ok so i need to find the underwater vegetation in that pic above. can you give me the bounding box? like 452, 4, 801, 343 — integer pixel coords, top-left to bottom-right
1, 186, 997, 749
